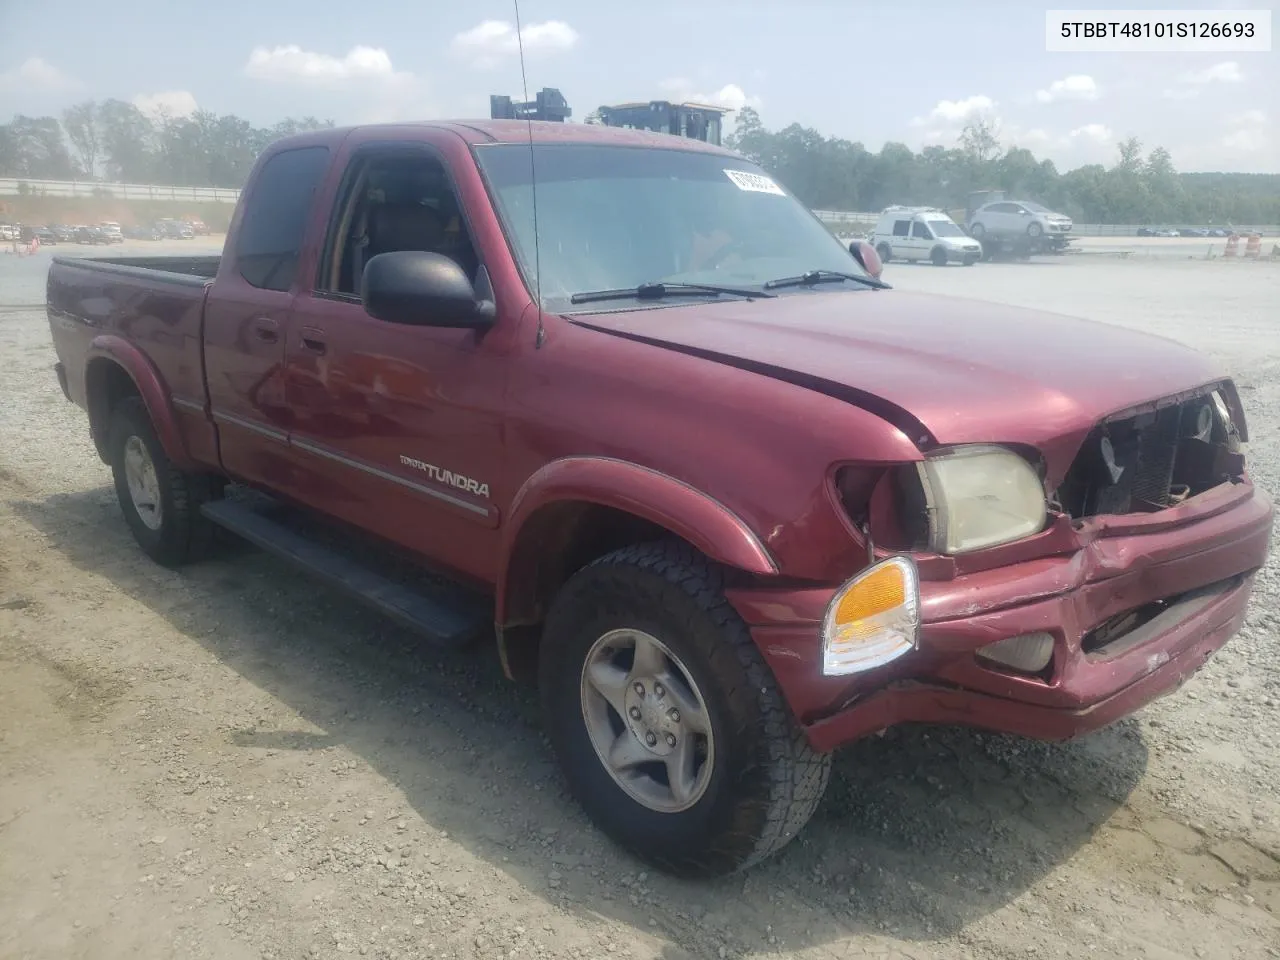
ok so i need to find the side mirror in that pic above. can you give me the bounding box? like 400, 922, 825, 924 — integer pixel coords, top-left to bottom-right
848, 239, 884, 280
362, 251, 495, 328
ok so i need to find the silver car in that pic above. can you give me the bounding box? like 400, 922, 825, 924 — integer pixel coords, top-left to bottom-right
967, 200, 1072, 240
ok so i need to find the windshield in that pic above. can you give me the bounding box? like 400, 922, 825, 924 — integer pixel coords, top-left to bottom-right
1021, 202, 1052, 213
474, 143, 870, 312
927, 219, 966, 237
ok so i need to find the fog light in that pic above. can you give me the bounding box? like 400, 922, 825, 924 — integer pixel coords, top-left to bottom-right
821, 556, 920, 676
976, 632, 1054, 673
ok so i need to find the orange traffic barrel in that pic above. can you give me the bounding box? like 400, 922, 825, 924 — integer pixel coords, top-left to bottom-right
1224, 234, 1239, 257
1243, 233, 1261, 258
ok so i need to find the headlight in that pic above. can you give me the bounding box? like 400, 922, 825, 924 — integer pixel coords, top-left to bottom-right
916, 445, 1047, 554
822, 555, 920, 676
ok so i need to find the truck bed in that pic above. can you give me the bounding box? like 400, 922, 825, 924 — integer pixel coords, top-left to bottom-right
50, 254, 222, 283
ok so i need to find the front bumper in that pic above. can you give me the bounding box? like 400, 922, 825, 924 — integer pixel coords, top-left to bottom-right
727, 481, 1273, 752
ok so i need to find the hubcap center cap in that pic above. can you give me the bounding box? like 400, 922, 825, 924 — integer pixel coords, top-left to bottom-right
623, 680, 681, 757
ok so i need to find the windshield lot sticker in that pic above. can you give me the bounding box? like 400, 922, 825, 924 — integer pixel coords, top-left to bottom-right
724, 169, 786, 196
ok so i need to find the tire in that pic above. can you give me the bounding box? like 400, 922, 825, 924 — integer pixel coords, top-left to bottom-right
930, 247, 948, 267
968, 222, 985, 239
1028, 222, 1043, 238
538, 540, 831, 878
107, 395, 217, 567
963, 257, 977, 267
875, 243, 892, 264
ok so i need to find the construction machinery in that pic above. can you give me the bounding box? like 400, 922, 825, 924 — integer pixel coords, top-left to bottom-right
489, 88, 572, 123
595, 100, 733, 146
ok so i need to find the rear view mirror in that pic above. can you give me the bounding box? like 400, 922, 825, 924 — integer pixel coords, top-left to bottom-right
362, 251, 495, 328
848, 239, 884, 280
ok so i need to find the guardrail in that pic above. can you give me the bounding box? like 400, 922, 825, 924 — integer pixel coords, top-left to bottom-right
0, 177, 241, 203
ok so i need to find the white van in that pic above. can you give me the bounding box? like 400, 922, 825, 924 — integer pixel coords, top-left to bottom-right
871, 206, 982, 266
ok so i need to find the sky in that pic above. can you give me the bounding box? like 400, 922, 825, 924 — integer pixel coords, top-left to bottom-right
0, 0, 1275, 174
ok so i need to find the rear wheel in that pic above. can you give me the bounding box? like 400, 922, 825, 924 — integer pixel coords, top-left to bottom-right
539, 541, 830, 878
875, 242, 892, 264
107, 396, 217, 567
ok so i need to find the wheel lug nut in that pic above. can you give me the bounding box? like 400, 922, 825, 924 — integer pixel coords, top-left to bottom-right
668, 709, 680, 722
645, 732, 657, 746
654, 683, 665, 698
665, 734, 677, 747
629, 707, 641, 720
633, 682, 645, 695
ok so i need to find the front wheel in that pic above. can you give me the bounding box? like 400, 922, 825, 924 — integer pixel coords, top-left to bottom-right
539, 541, 831, 878
1028, 222, 1043, 238
930, 247, 948, 267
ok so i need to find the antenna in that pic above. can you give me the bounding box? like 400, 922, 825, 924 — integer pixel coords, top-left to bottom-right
512, 0, 545, 348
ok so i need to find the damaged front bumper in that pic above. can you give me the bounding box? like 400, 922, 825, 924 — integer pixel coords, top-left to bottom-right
728, 480, 1274, 752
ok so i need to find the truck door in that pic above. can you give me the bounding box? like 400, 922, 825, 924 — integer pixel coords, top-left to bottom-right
909, 218, 934, 260
889, 218, 913, 260
281, 138, 508, 584
204, 145, 333, 490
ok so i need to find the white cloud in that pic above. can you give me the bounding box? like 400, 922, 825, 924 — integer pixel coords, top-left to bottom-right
0, 56, 78, 92
1222, 109, 1268, 152
1034, 75, 1099, 104
1182, 61, 1244, 84
912, 95, 996, 126
1161, 87, 1200, 101
449, 19, 579, 69
133, 91, 199, 119
243, 44, 411, 86
1069, 123, 1113, 143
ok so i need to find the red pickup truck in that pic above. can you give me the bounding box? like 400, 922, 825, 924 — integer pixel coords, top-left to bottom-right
46, 121, 1273, 878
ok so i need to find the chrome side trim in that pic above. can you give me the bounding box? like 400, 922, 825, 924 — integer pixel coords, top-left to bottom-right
172, 396, 205, 414
290, 436, 491, 518
211, 409, 288, 443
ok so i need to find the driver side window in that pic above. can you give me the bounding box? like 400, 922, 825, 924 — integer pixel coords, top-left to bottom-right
317, 149, 481, 298
910, 221, 932, 239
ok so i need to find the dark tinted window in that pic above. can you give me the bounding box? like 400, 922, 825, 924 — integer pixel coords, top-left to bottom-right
892, 219, 910, 237
236, 146, 331, 291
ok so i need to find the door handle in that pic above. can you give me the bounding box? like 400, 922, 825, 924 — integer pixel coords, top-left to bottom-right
252, 317, 280, 344
299, 326, 327, 355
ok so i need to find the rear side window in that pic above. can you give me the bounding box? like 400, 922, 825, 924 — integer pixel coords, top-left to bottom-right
236, 146, 331, 292
892, 220, 910, 237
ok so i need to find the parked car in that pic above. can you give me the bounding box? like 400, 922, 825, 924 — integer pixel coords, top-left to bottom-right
124, 223, 162, 241
871, 206, 982, 266
157, 219, 194, 239
45, 120, 1273, 878
34, 225, 57, 244
51, 224, 76, 242
967, 200, 1073, 240
99, 222, 125, 243
1179, 227, 1209, 238
0, 222, 18, 241
1207, 228, 1231, 238
74, 225, 109, 245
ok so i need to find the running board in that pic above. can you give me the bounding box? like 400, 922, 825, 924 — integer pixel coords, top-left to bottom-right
200, 498, 489, 648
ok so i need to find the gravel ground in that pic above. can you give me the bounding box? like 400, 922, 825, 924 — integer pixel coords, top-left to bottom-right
1, 242, 1278, 960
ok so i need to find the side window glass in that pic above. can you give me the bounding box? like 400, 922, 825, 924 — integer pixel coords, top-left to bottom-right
911, 221, 931, 239
319, 152, 482, 298
236, 146, 331, 292
892, 219, 910, 237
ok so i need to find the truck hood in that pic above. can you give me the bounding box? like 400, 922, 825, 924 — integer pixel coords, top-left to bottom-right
571, 289, 1225, 479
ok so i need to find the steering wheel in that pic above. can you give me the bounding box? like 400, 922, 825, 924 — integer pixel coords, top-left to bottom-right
700, 238, 750, 271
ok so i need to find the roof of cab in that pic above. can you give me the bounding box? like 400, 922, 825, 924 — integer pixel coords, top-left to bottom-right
271, 119, 739, 157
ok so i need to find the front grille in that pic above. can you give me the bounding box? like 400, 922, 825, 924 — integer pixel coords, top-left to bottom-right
1055, 390, 1244, 519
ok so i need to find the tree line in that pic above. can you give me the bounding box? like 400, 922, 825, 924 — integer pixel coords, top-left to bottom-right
2, 101, 1277, 224
0, 100, 332, 188
726, 108, 1279, 225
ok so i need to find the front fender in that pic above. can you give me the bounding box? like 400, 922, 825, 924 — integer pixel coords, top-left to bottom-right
86, 334, 194, 470
496, 455, 778, 624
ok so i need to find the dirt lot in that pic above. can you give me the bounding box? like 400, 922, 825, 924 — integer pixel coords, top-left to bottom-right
2, 244, 1279, 960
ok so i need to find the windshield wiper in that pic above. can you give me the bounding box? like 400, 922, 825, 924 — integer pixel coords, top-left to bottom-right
763, 269, 891, 291
569, 281, 774, 305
